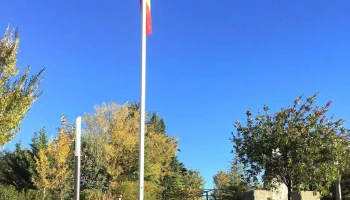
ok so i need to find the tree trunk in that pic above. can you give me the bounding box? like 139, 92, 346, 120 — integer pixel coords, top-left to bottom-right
287, 179, 293, 200
286, 175, 293, 200
60, 190, 64, 200
43, 188, 46, 200
287, 185, 292, 200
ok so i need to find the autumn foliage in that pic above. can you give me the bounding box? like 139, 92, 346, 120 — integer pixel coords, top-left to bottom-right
0, 26, 44, 147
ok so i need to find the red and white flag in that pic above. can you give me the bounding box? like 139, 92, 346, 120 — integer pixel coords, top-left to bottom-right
141, 0, 152, 35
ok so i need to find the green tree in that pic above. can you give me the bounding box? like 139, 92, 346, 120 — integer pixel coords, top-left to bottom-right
0, 143, 35, 191
0, 26, 45, 146
80, 131, 109, 192
212, 159, 249, 200
0, 127, 48, 194
30, 128, 48, 156
160, 156, 187, 199
232, 93, 350, 200
148, 112, 166, 134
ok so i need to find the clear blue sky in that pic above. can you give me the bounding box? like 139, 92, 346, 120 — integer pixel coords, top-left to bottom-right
1, 0, 349, 189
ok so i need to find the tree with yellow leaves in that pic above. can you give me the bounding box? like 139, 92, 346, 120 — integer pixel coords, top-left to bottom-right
83, 102, 178, 198
178, 170, 204, 200
0, 26, 44, 146
33, 116, 74, 200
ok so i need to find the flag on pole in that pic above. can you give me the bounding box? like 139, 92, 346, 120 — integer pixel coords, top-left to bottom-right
141, 0, 152, 35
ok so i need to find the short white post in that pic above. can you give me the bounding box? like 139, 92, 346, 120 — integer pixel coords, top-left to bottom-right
336, 179, 341, 200
74, 116, 82, 200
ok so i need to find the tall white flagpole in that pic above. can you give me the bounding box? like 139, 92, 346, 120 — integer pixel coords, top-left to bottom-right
139, 0, 147, 199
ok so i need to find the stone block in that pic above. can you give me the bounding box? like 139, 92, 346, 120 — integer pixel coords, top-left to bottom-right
243, 190, 320, 200
243, 190, 272, 200
291, 191, 320, 200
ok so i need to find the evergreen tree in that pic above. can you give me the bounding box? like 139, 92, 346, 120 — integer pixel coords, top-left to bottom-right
160, 156, 187, 199
0, 143, 35, 191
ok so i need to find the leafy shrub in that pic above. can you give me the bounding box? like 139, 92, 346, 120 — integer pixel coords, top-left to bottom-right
0, 184, 42, 200
81, 189, 116, 200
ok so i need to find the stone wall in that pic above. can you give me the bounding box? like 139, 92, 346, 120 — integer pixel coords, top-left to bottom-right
243, 190, 320, 200
243, 190, 272, 200
291, 191, 320, 200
